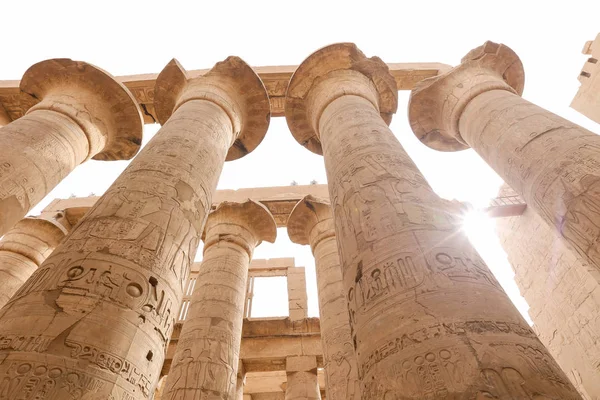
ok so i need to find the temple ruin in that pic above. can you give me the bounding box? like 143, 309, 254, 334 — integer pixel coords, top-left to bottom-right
0, 37, 598, 399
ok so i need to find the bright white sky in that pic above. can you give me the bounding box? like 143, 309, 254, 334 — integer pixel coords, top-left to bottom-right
3, 0, 600, 323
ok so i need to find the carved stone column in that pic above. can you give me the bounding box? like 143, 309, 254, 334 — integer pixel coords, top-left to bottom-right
0, 57, 270, 399
287, 195, 360, 400
0, 104, 10, 126
286, 43, 580, 399
409, 41, 600, 284
163, 200, 276, 399
0, 216, 67, 307
285, 356, 321, 400
0, 59, 143, 236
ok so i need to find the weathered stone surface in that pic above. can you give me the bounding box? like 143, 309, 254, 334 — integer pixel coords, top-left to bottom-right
285, 356, 320, 400
572, 33, 600, 124
0, 58, 143, 237
0, 56, 269, 399
496, 203, 600, 399
0, 217, 66, 308
0, 63, 450, 123
287, 42, 580, 399
287, 195, 360, 400
409, 41, 600, 285
0, 104, 9, 126
163, 200, 276, 399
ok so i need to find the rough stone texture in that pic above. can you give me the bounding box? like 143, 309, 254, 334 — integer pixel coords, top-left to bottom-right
285, 356, 321, 400
0, 104, 10, 126
496, 206, 600, 399
0, 56, 269, 399
0, 217, 66, 308
163, 200, 276, 399
409, 41, 600, 288
572, 33, 600, 124
0, 63, 451, 123
0, 59, 144, 237
287, 195, 360, 400
287, 42, 580, 399
287, 266, 308, 322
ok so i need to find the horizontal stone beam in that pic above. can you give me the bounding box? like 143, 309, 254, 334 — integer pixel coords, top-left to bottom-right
0, 63, 450, 124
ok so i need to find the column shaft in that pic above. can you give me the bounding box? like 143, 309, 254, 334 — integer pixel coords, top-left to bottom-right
0, 99, 231, 399
163, 199, 275, 399
313, 235, 360, 400
461, 89, 600, 282
166, 240, 249, 398
0, 217, 66, 307
319, 94, 579, 398
0, 110, 89, 235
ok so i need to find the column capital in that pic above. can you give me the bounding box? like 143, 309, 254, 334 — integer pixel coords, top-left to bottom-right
203, 200, 277, 256
20, 58, 144, 160
408, 41, 525, 151
155, 57, 271, 161
285, 43, 398, 155
287, 195, 334, 252
0, 217, 66, 265
286, 355, 318, 373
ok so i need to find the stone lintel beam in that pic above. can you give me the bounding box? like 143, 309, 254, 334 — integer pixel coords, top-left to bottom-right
163, 200, 276, 398
572, 33, 600, 124
0, 62, 450, 124
0, 58, 143, 237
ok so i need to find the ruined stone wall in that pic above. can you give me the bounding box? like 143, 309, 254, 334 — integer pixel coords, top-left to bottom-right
496, 208, 600, 399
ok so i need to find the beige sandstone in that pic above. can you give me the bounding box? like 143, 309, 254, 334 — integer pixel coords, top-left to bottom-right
287, 195, 360, 400
286, 42, 580, 399
496, 203, 600, 399
409, 41, 600, 285
0, 104, 9, 126
285, 356, 321, 400
0, 59, 143, 237
0, 63, 450, 122
572, 33, 600, 124
0, 56, 270, 399
163, 200, 277, 399
0, 216, 66, 308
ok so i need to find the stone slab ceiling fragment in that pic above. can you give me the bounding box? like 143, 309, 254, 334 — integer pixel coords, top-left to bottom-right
286, 42, 580, 399
164, 200, 276, 399
0, 58, 143, 236
409, 41, 600, 285
287, 195, 360, 400
0, 56, 270, 399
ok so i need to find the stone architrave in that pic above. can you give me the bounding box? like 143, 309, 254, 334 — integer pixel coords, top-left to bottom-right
285, 356, 321, 400
163, 200, 276, 399
0, 216, 67, 307
409, 41, 600, 284
0, 57, 270, 399
0, 59, 143, 237
287, 195, 360, 400
285, 43, 581, 398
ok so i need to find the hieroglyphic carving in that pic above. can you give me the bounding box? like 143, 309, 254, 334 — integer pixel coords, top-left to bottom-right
285, 43, 581, 398
0, 56, 270, 399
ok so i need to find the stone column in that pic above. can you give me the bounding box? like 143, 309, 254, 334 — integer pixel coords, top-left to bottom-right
285, 356, 321, 400
0, 59, 143, 236
287, 195, 360, 400
236, 360, 247, 400
163, 200, 276, 399
0, 104, 10, 126
0, 57, 270, 399
285, 43, 581, 399
409, 41, 600, 284
0, 216, 67, 308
